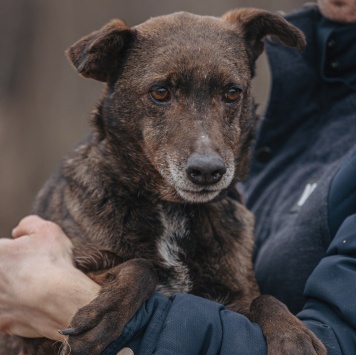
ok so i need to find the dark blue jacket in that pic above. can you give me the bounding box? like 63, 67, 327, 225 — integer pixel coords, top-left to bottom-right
103, 5, 356, 354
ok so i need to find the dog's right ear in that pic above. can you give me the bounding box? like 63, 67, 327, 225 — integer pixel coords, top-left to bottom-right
66, 19, 132, 82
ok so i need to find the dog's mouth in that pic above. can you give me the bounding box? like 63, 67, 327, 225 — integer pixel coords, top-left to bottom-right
164, 153, 235, 203
175, 187, 223, 203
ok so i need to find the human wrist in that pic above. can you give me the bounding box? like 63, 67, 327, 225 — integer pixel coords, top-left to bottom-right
39, 267, 101, 341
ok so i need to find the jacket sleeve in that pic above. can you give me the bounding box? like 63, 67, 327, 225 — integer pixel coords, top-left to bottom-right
298, 214, 356, 354
102, 292, 267, 355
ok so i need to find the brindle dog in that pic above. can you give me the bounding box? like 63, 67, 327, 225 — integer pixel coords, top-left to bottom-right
2, 8, 326, 355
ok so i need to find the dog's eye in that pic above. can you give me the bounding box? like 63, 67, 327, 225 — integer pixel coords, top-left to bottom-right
224, 87, 242, 104
149, 86, 171, 103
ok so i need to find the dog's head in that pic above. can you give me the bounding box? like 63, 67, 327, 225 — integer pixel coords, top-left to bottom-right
67, 9, 305, 203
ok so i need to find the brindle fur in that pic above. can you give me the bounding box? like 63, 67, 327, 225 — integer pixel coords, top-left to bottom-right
1, 8, 326, 355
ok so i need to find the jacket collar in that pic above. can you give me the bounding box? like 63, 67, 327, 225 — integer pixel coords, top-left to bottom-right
317, 17, 356, 90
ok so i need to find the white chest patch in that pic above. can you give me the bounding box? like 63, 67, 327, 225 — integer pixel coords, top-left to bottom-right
156, 208, 193, 296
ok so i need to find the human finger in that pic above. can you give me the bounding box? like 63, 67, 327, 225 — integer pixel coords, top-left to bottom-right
11, 215, 46, 238
12, 215, 71, 247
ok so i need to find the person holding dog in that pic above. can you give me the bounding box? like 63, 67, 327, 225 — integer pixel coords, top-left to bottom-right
0, 0, 355, 354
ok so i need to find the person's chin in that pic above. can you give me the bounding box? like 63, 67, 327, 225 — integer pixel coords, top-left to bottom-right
318, 0, 356, 23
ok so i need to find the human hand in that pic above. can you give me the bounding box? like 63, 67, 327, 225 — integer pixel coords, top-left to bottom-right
0, 215, 101, 341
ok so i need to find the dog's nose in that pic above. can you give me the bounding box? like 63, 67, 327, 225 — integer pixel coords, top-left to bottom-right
185, 153, 226, 186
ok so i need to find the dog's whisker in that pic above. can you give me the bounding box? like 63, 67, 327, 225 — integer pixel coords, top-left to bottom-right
59, 337, 71, 355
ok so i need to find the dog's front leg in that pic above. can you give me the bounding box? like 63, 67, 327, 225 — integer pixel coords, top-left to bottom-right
249, 295, 326, 355
60, 258, 158, 355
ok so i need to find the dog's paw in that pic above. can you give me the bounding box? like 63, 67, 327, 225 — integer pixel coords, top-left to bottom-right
59, 259, 157, 355
250, 295, 327, 355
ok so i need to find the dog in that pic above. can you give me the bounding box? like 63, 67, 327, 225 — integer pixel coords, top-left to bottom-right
2, 8, 326, 355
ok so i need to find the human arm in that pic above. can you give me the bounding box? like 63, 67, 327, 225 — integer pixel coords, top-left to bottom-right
0, 215, 100, 341
299, 214, 356, 354
0, 215, 267, 353
103, 292, 267, 355
0, 216, 267, 354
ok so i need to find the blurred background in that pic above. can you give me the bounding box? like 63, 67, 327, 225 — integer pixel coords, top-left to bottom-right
0, 0, 309, 237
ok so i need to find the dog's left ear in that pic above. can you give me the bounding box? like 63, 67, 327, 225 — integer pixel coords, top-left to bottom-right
66, 19, 133, 82
222, 8, 306, 62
